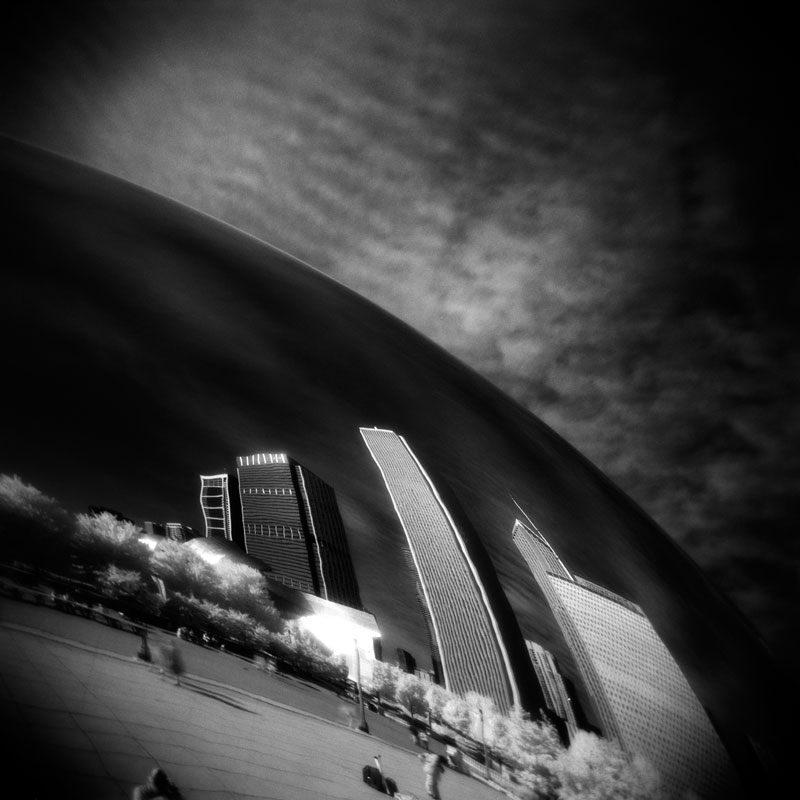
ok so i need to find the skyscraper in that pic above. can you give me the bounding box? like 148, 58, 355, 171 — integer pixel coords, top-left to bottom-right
513, 519, 735, 798
235, 452, 362, 608
199, 472, 244, 548
360, 427, 534, 713
526, 640, 578, 740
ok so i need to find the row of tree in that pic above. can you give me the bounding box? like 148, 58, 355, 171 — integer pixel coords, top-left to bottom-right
366, 660, 677, 799
0, 473, 346, 682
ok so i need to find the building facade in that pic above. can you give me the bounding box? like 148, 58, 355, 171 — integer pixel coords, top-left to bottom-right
396, 648, 417, 674
199, 473, 244, 547
513, 519, 735, 798
360, 427, 523, 712
142, 521, 166, 537
235, 452, 362, 608
526, 640, 578, 740
164, 522, 199, 543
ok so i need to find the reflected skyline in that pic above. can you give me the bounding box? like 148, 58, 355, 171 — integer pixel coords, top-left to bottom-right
1, 134, 792, 798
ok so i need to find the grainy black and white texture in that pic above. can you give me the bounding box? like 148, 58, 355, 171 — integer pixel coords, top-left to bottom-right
1, 1, 797, 677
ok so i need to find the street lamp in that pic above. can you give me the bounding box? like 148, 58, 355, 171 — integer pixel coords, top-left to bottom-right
479, 707, 489, 779
354, 638, 370, 734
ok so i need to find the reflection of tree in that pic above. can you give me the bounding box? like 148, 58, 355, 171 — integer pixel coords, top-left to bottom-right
269, 621, 348, 682
495, 705, 561, 799
0, 473, 71, 572
557, 730, 667, 800
370, 660, 399, 704
425, 683, 449, 721
73, 511, 150, 574
396, 671, 430, 718
94, 564, 162, 616
441, 694, 471, 732
150, 540, 217, 598
214, 560, 280, 626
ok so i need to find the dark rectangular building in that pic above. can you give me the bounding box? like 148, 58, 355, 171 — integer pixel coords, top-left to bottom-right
236, 452, 362, 609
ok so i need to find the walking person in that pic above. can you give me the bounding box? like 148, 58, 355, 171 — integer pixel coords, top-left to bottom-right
409, 719, 422, 747
419, 752, 445, 800
166, 637, 185, 686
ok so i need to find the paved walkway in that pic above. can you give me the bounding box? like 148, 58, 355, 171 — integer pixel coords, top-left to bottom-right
0, 604, 505, 800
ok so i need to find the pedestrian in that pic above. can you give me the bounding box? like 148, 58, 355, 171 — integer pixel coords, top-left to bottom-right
165, 638, 185, 686
132, 767, 182, 799
419, 752, 445, 799
445, 744, 463, 772
409, 719, 421, 747
337, 701, 356, 729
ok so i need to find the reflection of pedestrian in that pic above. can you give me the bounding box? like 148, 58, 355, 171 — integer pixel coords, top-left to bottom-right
445, 744, 463, 772
166, 639, 185, 686
155, 637, 184, 685
409, 719, 422, 747
337, 702, 356, 729
419, 753, 445, 799
132, 767, 182, 799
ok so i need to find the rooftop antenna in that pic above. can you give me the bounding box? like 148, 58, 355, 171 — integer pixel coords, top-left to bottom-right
510, 494, 539, 534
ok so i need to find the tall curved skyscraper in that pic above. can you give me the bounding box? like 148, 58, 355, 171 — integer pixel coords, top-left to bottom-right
513, 518, 736, 798
361, 427, 540, 714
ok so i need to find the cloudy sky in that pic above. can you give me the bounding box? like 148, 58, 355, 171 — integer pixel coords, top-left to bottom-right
2, 0, 797, 671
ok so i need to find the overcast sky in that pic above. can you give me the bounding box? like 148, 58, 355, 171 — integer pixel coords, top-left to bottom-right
2, 0, 797, 672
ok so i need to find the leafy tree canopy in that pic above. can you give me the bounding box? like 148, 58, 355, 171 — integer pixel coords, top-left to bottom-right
0, 474, 72, 570
73, 511, 150, 573
556, 731, 666, 800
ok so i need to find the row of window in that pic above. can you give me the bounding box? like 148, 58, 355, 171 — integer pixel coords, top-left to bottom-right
244, 523, 304, 540
362, 429, 514, 710
238, 453, 288, 466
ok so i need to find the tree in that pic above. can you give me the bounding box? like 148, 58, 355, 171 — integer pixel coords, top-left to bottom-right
395, 672, 430, 719
370, 660, 399, 704
496, 705, 563, 798
94, 564, 161, 616
96, 564, 146, 598
202, 603, 257, 643
149, 540, 217, 599
441, 694, 472, 735
212, 559, 282, 630
464, 692, 501, 745
424, 683, 452, 722
0, 474, 71, 572
556, 731, 666, 800
72, 511, 150, 573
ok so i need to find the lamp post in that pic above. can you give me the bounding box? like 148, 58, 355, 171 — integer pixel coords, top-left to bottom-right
479, 707, 489, 779
355, 638, 370, 734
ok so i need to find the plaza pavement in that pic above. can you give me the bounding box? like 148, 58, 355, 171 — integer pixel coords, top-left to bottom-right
0, 601, 506, 800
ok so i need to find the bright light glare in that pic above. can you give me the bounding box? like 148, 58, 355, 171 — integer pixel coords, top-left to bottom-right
297, 612, 371, 655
